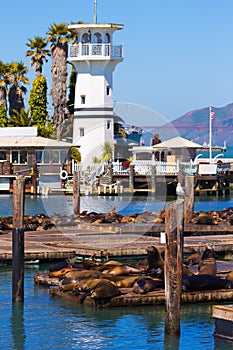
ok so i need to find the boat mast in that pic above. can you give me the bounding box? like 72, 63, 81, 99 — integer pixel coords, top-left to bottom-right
209, 106, 212, 162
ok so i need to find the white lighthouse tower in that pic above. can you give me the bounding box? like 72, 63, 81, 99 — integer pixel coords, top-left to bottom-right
68, 6, 124, 168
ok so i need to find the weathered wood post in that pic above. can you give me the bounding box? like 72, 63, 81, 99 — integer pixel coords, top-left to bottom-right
151, 164, 156, 194
164, 199, 184, 335
184, 175, 194, 224
12, 176, 25, 302
73, 170, 80, 215
129, 164, 134, 191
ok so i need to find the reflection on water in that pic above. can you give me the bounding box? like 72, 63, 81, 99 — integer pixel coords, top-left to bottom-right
1, 192, 233, 218
0, 266, 232, 349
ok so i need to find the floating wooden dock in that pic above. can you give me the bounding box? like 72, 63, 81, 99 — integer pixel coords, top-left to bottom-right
1, 224, 233, 262
213, 304, 233, 342
48, 286, 233, 308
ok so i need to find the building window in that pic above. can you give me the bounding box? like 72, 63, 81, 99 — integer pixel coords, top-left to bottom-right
80, 128, 84, 137
81, 95, 85, 104
106, 85, 110, 96
11, 150, 27, 164
107, 120, 111, 130
0, 151, 6, 160
52, 150, 60, 164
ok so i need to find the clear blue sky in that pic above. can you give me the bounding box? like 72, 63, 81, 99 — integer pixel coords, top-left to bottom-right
1, 0, 233, 124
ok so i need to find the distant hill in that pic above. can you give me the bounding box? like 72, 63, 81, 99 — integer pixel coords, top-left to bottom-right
169, 102, 233, 146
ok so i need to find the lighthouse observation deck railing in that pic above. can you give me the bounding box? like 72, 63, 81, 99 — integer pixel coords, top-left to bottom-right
68, 43, 123, 60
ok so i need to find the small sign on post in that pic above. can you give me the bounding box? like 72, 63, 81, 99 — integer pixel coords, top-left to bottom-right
12, 177, 25, 302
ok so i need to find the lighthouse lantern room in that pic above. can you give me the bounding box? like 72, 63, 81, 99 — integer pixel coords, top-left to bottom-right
68, 20, 124, 168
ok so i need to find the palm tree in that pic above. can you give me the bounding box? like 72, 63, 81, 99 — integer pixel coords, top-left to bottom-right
0, 61, 8, 126
26, 36, 50, 78
7, 61, 29, 116
9, 108, 32, 127
102, 141, 114, 163
46, 22, 75, 139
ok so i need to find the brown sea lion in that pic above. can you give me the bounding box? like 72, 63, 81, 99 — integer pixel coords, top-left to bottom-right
146, 246, 164, 279
226, 271, 233, 281
182, 274, 233, 292
101, 264, 143, 276
75, 278, 121, 305
198, 244, 217, 276
182, 266, 194, 277
132, 277, 164, 294
48, 267, 81, 279
64, 269, 101, 280
184, 251, 202, 267
100, 274, 140, 288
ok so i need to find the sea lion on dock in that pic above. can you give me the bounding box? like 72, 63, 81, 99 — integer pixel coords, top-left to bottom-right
184, 250, 202, 267
101, 264, 143, 276
100, 275, 140, 288
64, 269, 101, 280
48, 267, 81, 279
182, 274, 233, 292
75, 278, 121, 305
226, 271, 233, 281
198, 244, 217, 276
132, 277, 164, 294
49, 259, 83, 272
146, 246, 164, 279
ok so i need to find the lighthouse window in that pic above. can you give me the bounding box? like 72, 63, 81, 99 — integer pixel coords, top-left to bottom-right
107, 120, 111, 129
81, 95, 85, 104
80, 128, 84, 137
93, 32, 102, 43
106, 85, 110, 96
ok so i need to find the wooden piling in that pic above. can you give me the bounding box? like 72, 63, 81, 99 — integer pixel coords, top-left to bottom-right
129, 164, 134, 191
12, 177, 25, 302
73, 171, 80, 215
164, 199, 184, 336
151, 164, 156, 194
184, 175, 194, 224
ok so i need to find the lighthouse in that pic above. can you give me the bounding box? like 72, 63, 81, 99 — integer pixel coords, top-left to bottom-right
68, 13, 124, 168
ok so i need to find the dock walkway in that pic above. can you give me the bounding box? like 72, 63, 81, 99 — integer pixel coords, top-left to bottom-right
1, 223, 233, 262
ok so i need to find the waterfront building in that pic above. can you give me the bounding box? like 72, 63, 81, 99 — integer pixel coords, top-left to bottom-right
0, 127, 75, 193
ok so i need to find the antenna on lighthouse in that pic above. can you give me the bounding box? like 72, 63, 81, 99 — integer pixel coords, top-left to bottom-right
94, 0, 97, 24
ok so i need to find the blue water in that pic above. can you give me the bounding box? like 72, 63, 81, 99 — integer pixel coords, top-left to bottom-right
0, 265, 231, 350
1, 193, 233, 349
1, 193, 233, 218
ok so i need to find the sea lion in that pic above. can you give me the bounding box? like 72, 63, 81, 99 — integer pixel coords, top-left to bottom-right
75, 278, 121, 305
184, 251, 202, 267
198, 244, 217, 276
146, 246, 164, 279
182, 274, 233, 292
101, 264, 143, 276
226, 271, 233, 281
100, 274, 140, 288
48, 267, 81, 279
64, 269, 101, 280
132, 277, 164, 294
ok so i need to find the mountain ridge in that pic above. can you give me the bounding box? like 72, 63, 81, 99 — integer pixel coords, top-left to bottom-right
170, 102, 233, 146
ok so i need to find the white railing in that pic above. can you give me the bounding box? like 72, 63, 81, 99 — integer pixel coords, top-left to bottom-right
68, 43, 123, 60
112, 160, 129, 175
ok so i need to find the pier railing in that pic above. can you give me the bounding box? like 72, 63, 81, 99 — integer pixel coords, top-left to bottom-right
68, 43, 123, 60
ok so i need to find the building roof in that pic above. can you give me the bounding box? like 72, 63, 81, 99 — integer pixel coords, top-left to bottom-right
0, 136, 74, 148
152, 136, 203, 150
68, 23, 124, 31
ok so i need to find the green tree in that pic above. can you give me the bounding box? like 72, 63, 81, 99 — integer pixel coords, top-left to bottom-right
7, 61, 29, 116
0, 60, 8, 114
70, 146, 81, 163
26, 36, 50, 78
102, 141, 114, 163
29, 75, 48, 126
9, 108, 32, 126
0, 104, 7, 127
46, 23, 75, 139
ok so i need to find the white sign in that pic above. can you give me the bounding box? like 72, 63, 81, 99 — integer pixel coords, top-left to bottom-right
198, 164, 217, 175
